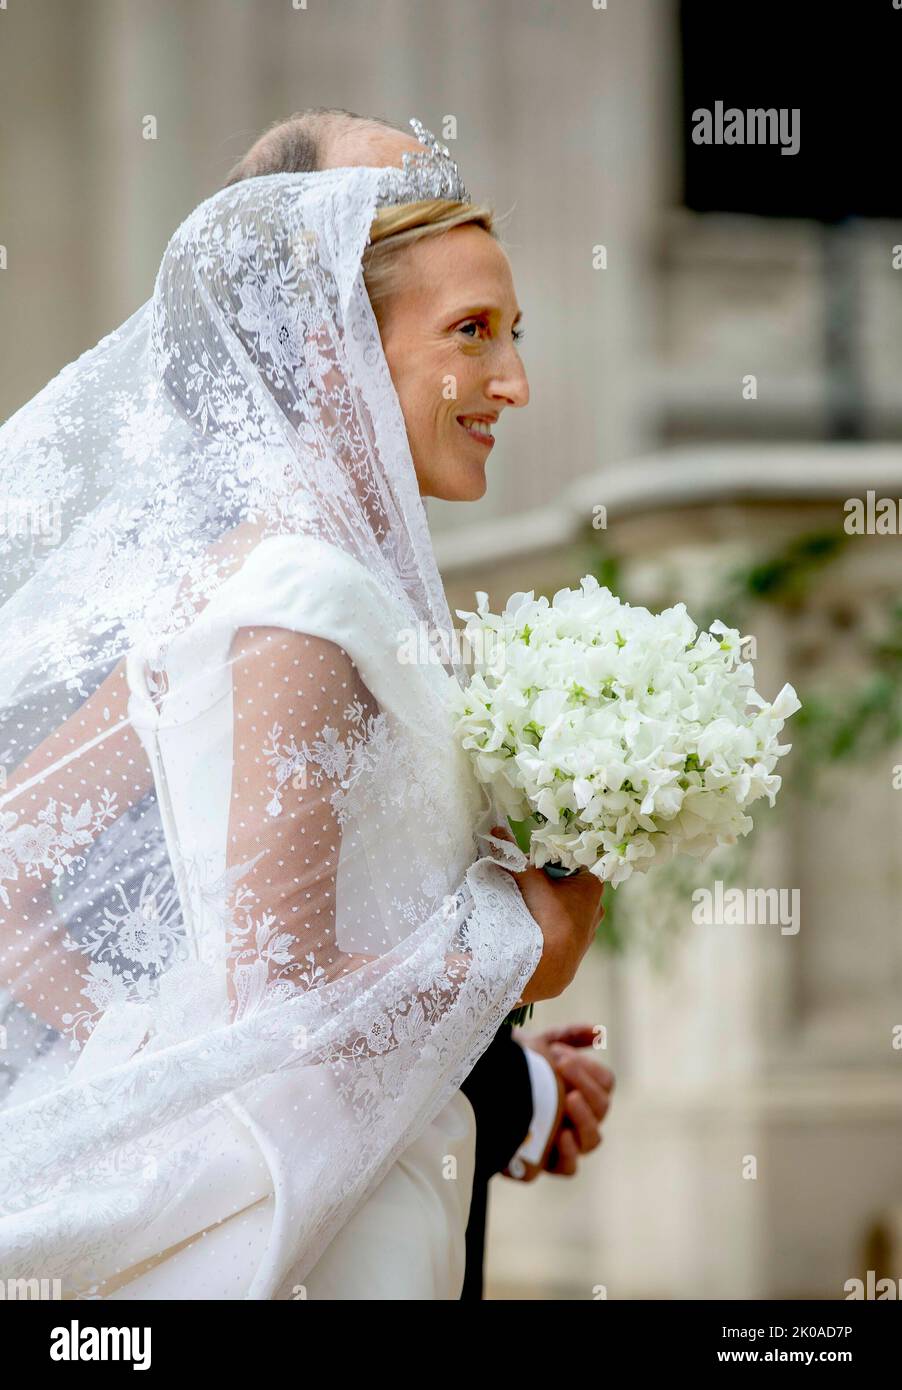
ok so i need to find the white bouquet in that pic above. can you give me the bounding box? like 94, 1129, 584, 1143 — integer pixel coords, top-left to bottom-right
449, 577, 801, 886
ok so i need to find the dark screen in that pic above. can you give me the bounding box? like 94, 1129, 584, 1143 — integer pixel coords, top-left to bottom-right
680, 0, 901, 220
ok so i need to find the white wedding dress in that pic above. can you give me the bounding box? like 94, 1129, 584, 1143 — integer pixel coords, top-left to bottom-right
92, 533, 482, 1299
100, 1093, 475, 1300
0, 162, 544, 1302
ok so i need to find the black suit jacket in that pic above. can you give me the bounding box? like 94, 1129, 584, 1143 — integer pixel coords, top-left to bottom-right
458, 1027, 535, 1300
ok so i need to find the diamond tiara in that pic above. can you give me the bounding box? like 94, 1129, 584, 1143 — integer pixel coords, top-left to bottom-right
374, 117, 471, 211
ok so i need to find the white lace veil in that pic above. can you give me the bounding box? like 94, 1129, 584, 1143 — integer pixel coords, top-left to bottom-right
0, 161, 542, 1297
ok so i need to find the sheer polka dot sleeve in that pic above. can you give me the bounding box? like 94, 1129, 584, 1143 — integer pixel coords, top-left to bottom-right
224, 623, 512, 1057
226, 626, 381, 1004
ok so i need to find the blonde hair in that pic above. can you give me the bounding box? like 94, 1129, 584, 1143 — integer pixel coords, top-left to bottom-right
362, 200, 496, 329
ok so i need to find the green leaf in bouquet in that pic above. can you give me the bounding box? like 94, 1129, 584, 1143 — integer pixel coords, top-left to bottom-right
503, 1002, 535, 1028
506, 816, 535, 855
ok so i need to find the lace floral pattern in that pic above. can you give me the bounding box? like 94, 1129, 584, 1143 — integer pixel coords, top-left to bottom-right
262, 697, 380, 819
0, 796, 119, 905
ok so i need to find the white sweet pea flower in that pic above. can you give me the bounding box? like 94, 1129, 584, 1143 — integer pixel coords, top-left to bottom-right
449, 578, 799, 885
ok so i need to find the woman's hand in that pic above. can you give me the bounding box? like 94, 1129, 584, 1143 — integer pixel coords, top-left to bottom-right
490, 827, 605, 1004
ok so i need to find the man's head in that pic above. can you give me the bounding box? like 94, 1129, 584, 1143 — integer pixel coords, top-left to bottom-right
223, 108, 423, 185
222, 110, 529, 502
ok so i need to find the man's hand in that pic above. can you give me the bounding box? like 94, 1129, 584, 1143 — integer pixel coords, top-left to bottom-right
522, 1024, 615, 1177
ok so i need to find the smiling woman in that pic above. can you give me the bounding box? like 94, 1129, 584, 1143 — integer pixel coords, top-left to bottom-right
362, 201, 530, 501
0, 127, 599, 1303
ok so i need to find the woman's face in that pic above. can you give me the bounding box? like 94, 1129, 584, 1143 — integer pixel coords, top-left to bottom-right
376, 225, 529, 500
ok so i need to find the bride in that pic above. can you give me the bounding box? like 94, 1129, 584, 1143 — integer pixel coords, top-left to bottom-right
0, 118, 604, 1300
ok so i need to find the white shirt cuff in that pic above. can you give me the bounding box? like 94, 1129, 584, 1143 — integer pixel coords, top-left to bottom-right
512, 1045, 560, 1167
